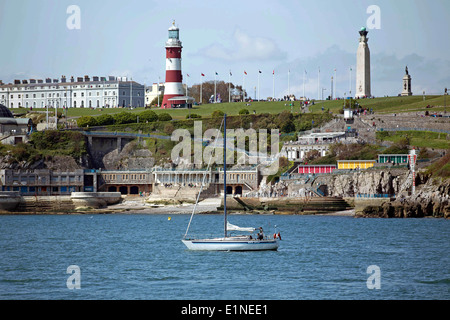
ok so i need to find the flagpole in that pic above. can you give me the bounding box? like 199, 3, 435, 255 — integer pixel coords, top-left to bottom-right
288, 69, 290, 97
258, 71, 260, 101
318, 67, 320, 100
157, 76, 160, 107
229, 70, 231, 103
303, 70, 305, 100
200, 74, 203, 104
349, 67, 352, 97
243, 71, 246, 102
214, 72, 217, 103
334, 68, 337, 99
272, 70, 275, 100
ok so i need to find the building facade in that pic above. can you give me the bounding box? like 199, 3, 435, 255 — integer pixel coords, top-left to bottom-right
337, 160, 376, 170
0, 76, 145, 109
378, 154, 409, 165
145, 83, 165, 107
0, 169, 84, 195
297, 165, 336, 174
0, 104, 33, 145
281, 132, 352, 162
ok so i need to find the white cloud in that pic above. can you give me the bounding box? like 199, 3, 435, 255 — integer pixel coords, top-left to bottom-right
200, 29, 287, 62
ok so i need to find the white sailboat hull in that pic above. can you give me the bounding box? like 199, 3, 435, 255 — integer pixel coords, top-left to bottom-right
182, 237, 279, 251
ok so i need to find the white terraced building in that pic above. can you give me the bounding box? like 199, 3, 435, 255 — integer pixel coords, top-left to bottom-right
0, 75, 144, 109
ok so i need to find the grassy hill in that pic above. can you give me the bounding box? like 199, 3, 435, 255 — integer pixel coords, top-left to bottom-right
21, 95, 449, 121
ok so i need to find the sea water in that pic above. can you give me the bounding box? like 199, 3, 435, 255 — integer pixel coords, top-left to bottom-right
0, 214, 448, 300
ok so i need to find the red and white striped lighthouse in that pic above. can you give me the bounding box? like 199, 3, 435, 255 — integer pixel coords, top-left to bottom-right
162, 21, 185, 109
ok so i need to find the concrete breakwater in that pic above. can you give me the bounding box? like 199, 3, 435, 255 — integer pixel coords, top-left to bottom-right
0, 191, 122, 214
221, 196, 353, 214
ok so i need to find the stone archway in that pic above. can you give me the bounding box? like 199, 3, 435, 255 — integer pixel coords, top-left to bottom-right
129, 186, 139, 195
119, 186, 128, 195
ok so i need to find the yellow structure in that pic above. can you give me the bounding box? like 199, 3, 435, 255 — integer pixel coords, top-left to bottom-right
337, 160, 376, 170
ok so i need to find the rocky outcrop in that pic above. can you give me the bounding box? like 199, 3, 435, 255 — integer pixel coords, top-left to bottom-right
318, 170, 408, 197
360, 179, 450, 218
276, 169, 449, 218
102, 141, 154, 170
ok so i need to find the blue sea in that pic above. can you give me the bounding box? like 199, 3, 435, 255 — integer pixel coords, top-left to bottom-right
0, 214, 448, 300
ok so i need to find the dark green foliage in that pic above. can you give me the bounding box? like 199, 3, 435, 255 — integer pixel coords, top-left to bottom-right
157, 113, 173, 121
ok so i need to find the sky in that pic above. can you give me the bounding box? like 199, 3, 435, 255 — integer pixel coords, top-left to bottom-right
0, 0, 449, 99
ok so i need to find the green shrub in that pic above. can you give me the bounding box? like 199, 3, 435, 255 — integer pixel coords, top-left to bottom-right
212, 110, 225, 118
77, 116, 98, 128
139, 110, 158, 123
113, 111, 137, 124
96, 114, 114, 126
158, 113, 173, 121
186, 113, 201, 119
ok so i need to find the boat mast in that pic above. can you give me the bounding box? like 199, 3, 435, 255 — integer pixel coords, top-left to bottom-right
223, 113, 227, 238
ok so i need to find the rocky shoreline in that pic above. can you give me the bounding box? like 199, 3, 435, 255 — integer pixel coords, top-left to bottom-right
1, 169, 448, 218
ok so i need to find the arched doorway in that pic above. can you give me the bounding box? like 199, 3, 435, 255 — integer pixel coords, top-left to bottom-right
108, 186, 117, 192
235, 186, 243, 196
130, 186, 139, 195
119, 186, 128, 195
226, 186, 233, 195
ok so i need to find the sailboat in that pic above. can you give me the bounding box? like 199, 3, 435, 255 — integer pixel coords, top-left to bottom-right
181, 114, 280, 251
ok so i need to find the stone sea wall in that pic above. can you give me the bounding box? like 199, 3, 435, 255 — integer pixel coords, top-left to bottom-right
0, 192, 122, 214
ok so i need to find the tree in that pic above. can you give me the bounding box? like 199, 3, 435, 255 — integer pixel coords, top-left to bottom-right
96, 114, 114, 126
139, 110, 158, 123
158, 113, 173, 121
150, 95, 163, 107
77, 116, 98, 128
212, 110, 224, 118
113, 112, 137, 124
189, 81, 247, 103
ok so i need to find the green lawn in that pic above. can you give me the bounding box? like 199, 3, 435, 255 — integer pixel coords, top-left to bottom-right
309, 95, 449, 114
376, 130, 450, 150
23, 95, 449, 120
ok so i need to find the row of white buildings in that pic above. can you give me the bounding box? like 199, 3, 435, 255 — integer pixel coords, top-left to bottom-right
0, 75, 146, 109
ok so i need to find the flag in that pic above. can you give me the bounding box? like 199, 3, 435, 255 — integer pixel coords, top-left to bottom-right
230, 71, 232, 76
244, 71, 247, 75
215, 72, 218, 75
273, 70, 274, 75
259, 70, 262, 73
201, 73, 205, 76
187, 74, 190, 77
